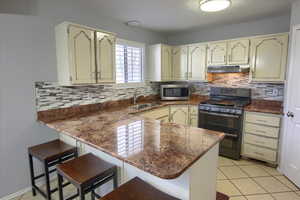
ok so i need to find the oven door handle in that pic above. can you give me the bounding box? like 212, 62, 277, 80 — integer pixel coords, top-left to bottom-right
224, 133, 239, 139
198, 110, 240, 118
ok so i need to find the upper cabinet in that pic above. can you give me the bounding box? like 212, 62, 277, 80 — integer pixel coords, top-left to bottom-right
148, 44, 207, 82
67, 25, 96, 84
208, 39, 250, 66
55, 22, 116, 85
207, 42, 227, 66
172, 46, 188, 81
227, 39, 250, 65
148, 44, 173, 82
161, 45, 173, 81
250, 34, 289, 83
96, 32, 116, 83
188, 44, 207, 81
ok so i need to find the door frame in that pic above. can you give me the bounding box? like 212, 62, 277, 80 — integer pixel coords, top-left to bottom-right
279, 24, 300, 174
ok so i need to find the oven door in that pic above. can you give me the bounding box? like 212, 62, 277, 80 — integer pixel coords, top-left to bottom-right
198, 110, 243, 160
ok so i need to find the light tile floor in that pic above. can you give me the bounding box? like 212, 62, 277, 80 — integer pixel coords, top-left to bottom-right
10, 156, 300, 200
217, 156, 300, 200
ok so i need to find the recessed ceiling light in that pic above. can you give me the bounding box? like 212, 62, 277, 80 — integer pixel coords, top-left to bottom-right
126, 20, 141, 27
199, 0, 231, 12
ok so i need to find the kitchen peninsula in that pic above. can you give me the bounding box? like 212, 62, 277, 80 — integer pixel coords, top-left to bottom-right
38, 100, 224, 200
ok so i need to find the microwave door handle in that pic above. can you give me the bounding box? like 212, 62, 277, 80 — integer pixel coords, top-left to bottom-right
198, 111, 240, 118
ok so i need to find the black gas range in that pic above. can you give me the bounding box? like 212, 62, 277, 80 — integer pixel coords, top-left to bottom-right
198, 87, 251, 160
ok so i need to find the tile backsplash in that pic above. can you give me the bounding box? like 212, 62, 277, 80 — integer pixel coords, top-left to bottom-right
35, 82, 160, 111
35, 73, 284, 111
191, 73, 284, 101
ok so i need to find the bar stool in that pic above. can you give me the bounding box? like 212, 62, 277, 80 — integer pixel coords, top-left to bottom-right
100, 177, 179, 200
28, 139, 78, 200
57, 153, 118, 200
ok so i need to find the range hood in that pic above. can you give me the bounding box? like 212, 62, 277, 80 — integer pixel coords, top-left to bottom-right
207, 65, 250, 73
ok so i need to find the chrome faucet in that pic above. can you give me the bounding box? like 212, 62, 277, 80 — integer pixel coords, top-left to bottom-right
133, 89, 138, 105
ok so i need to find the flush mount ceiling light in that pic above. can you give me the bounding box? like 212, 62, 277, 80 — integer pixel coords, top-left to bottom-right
199, 0, 231, 12
125, 20, 141, 27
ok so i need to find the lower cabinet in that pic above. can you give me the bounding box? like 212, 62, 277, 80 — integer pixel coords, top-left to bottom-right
242, 111, 281, 165
170, 105, 189, 125
140, 107, 169, 122
139, 105, 198, 127
189, 105, 199, 127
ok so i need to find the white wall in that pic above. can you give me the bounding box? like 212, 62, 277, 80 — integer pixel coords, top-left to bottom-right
167, 14, 291, 45
291, 0, 300, 26
0, 0, 167, 198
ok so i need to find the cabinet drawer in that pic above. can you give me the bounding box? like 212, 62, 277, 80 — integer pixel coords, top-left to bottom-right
244, 134, 278, 149
245, 112, 281, 127
189, 105, 198, 115
244, 123, 280, 138
141, 107, 169, 119
243, 144, 277, 162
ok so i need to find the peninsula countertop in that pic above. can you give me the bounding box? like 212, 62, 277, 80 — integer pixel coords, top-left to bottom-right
39, 100, 225, 180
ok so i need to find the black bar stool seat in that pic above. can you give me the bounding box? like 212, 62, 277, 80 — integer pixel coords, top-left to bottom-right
100, 177, 179, 200
57, 153, 118, 200
28, 139, 77, 200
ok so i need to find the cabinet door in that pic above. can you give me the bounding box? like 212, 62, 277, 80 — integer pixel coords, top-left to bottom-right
170, 105, 189, 125
227, 39, 250, 65
189, 105, 198, 127
96, 32, 116, 83
172, 46, 188, 81
157, 115, 169, 123
161, 45, 173, 81
207, 42, 227, 66
188, 44, 207, 81
68, 25, 96, 84
250, 34, 288, 82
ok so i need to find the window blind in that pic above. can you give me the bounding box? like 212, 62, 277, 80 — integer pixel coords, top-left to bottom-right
116, 44, 143, 83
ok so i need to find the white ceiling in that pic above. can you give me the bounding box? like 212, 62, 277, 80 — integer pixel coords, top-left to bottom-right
89, 0, 294, 34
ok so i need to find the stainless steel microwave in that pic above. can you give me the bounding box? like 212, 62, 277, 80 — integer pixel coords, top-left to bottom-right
160, 85, 190, 100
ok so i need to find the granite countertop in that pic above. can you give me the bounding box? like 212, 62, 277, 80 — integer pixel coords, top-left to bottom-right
245, 100, 284, 115
39, 98, 224, 180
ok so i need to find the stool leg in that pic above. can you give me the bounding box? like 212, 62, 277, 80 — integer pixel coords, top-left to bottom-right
28, 154, 36, 196
91, 190, 95, 200
58, 174, 64, 200
44, 161, 51, 200
113, 169, 118, 189
79, 187, 85, 200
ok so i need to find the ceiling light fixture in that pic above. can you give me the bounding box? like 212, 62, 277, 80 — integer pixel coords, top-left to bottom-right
199, 0, 231, 12
126, 20, 141, 27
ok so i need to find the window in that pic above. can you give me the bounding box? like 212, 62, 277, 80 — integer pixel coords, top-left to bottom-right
116, 39, 144, 83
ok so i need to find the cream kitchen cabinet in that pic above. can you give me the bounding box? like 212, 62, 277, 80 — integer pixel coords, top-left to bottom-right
148, 44, 173, 81
96, 32, 116, 83
170, 105, 189, 125
227, 39, 250, 65
140, 107, 169, 122
207, 42, 227, 66
188, 44, 207, 81
208, 39, 250, 66
242, 111, 281, 165
250, 33, 288, 83
55, 22, 116, 85
172, 46, 188, 81
189, 105, 199, 127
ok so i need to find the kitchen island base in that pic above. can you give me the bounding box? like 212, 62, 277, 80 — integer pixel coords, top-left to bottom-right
59, 133, 219, 200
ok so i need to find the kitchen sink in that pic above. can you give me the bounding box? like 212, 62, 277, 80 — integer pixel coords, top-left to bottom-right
130, 103, 161, 111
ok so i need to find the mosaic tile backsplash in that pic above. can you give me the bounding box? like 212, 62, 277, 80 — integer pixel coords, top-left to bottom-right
35, 73, 284, 111
191, 73, 284, 101
35, 82, 160, 111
